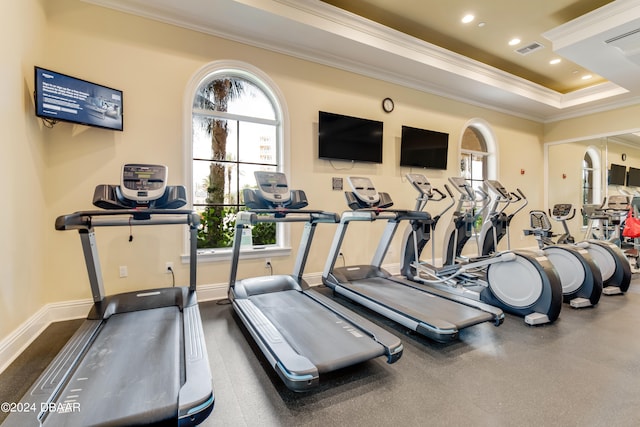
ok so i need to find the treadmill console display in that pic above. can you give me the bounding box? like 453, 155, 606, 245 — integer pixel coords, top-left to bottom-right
347, 176, 380, 205
406, 173, 432, 196
255, 171, 291, 204
121, 164, 168, 202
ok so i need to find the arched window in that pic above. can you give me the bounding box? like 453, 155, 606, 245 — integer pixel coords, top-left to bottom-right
582, 146, 602, 226
185, 61, 288, 260
460, 119, 497, 191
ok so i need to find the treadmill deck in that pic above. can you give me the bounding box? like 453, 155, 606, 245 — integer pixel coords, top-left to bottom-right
40, 307, 181, 426
332, 272, 495, 341
241, 289, 386, 373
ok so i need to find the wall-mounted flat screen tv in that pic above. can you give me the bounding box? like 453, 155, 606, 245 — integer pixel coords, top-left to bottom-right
608, 163, 627, 185
399, 125, 449, 170
627, 166, 640, 187
318, 111, 383, 163
34, 66, 123, 131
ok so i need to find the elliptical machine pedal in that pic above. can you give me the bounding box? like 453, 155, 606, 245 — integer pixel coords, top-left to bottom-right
524, 312, 551, 326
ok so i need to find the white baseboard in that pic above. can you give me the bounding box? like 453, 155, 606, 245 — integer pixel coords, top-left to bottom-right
197, 282, 229, 302
0, 299, 92, 374
0, 271, 333, 375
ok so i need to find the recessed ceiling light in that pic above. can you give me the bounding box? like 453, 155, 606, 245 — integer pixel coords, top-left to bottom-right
582, 74, 593, 80
508, 38, 521, 46
461, 14, 475, 24
478, 22, 486, 27
549, 58, 561, 65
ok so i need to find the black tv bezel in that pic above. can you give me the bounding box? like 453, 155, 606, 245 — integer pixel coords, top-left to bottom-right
627, 166, 640, 187
34, 66, 124, 131
399, 125, 449, 170
608, 163, 627, 186
318, 111, 383, 164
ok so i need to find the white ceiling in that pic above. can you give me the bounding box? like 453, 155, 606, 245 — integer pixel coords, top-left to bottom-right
82, 0, 640, 123
322, 0, 615, 94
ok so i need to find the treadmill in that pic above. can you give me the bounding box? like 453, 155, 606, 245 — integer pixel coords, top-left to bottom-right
228, 171, 403, 392
4, 164, 214, 426
322, 177, 504, 343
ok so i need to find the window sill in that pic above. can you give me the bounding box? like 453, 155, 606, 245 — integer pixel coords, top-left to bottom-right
182, 246, 292, 263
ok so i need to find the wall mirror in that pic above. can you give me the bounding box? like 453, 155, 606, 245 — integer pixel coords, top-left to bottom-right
545, 131, 640, 240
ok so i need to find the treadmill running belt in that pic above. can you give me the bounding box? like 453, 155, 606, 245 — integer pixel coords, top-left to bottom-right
42, 307, 181, 426
249, 290, 385, 372
347, 277, 494, 329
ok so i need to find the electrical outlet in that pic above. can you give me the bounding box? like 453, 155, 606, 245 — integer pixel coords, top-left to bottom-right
119, 266, 128, 278
165, 262, 174, 273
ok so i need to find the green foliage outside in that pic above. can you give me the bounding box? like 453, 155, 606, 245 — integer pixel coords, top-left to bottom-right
197, 206, 276, 249
194, 76, 277, 250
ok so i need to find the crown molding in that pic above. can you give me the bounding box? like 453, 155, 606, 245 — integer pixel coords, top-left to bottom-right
83, 0, 640, 122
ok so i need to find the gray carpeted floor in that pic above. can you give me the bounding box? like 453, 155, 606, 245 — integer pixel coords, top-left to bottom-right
2, 278, 640, 426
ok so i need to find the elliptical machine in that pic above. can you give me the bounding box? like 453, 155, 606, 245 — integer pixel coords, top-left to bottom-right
583, 195, 630, 246
400, 174, 563, 325
475, 180, 528, 258
523, 207, 602, 308
476, 180, 602, 309
550, 203, 631, 295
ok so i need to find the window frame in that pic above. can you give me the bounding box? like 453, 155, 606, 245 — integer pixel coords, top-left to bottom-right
458, 119, 497, 236
581, 146, 602, 226
459, 118, 498, 183
183, 60, 291, 263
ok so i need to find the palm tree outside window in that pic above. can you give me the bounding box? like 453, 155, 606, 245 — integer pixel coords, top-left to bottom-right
191, 69, 282, 252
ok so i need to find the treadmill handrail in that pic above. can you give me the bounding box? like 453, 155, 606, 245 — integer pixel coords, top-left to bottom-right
230, 209, 340, 288
340, 210, 431, 223
56, 208, 200, 296
56, 209, 199, 231
236, 209, 339, 225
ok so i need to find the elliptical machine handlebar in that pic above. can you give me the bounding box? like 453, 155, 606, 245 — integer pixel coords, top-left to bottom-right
432, 184, 455, 222
509, 189, 526, 204
431, 187, 447, 202
432, 184, 455, 220
474, 187, 492, 220
443, 183, 454, 199
507, 188, 528, 222
406, 174, 454, 219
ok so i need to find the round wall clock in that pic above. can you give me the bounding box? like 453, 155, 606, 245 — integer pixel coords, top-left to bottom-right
382, 97, 394, 113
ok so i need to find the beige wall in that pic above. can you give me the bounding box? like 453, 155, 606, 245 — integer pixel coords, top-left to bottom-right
0, 0, 48, 340
37, 0, 548, 307
544, 104, 640, 144
4, 0, 637, 347
547, 142, 601, 241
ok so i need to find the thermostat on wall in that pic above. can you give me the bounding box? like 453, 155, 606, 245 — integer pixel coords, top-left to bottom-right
332, 177, 343, 191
